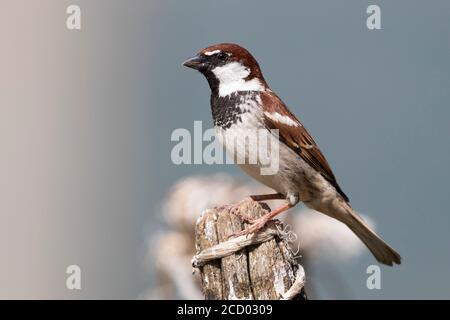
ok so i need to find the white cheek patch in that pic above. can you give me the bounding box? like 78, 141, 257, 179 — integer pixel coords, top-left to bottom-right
264, 111, 300, 127
212, 62, 265, 97
204, 50, 221, 56
213, 62, 250, 83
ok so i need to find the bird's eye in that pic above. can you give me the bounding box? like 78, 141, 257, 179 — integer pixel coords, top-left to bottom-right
217, 52, 228, 60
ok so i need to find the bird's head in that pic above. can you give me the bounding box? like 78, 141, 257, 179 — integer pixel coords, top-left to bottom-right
183, 43, 268, 97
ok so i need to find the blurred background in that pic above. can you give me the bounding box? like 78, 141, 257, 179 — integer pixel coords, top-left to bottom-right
1, 0, 450, 299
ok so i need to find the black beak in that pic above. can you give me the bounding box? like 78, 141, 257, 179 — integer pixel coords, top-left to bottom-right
182, 54, 206, 70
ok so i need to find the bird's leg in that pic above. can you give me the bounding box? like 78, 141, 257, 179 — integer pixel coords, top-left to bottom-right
234, 192, 299, 237
248, 193, 285, 202
233, 203, 291, 237
230, 193, 285, 223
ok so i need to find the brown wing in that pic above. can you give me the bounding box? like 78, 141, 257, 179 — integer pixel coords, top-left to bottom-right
261, 91, 349, 202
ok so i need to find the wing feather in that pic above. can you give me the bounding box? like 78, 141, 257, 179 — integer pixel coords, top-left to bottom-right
261, 91, 349, 202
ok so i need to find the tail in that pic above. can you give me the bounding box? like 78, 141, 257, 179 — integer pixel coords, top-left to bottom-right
324, 201, 401, 266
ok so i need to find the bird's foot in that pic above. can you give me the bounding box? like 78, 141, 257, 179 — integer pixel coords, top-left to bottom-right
233, 215, 271, 237
229, 203, 256, 223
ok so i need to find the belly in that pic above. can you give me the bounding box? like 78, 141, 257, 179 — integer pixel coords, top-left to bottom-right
215, 119, 322, 201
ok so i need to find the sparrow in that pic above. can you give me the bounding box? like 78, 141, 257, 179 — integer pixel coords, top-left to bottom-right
183, 43, 401, 266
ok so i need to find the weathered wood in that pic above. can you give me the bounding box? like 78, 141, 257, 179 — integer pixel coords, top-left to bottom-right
194, 199, 306, 300
216, 206, 253, 299
195, 209, 223, 299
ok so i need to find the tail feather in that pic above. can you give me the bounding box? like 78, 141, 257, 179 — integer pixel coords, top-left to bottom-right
346, 212, 401, 266
323, 201, 401, 266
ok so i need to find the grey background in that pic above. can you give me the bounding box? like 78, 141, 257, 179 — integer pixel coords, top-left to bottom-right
1, 0, 449, 298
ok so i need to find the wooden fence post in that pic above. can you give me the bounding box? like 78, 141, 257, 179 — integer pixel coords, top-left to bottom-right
193, 199, 306, 300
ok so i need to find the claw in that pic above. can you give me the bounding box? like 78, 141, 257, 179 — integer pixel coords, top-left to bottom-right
232, 216, 271, 238
229, 200, 256, 223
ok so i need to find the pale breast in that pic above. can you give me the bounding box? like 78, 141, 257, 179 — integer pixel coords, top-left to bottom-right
212, 92, 329, 200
